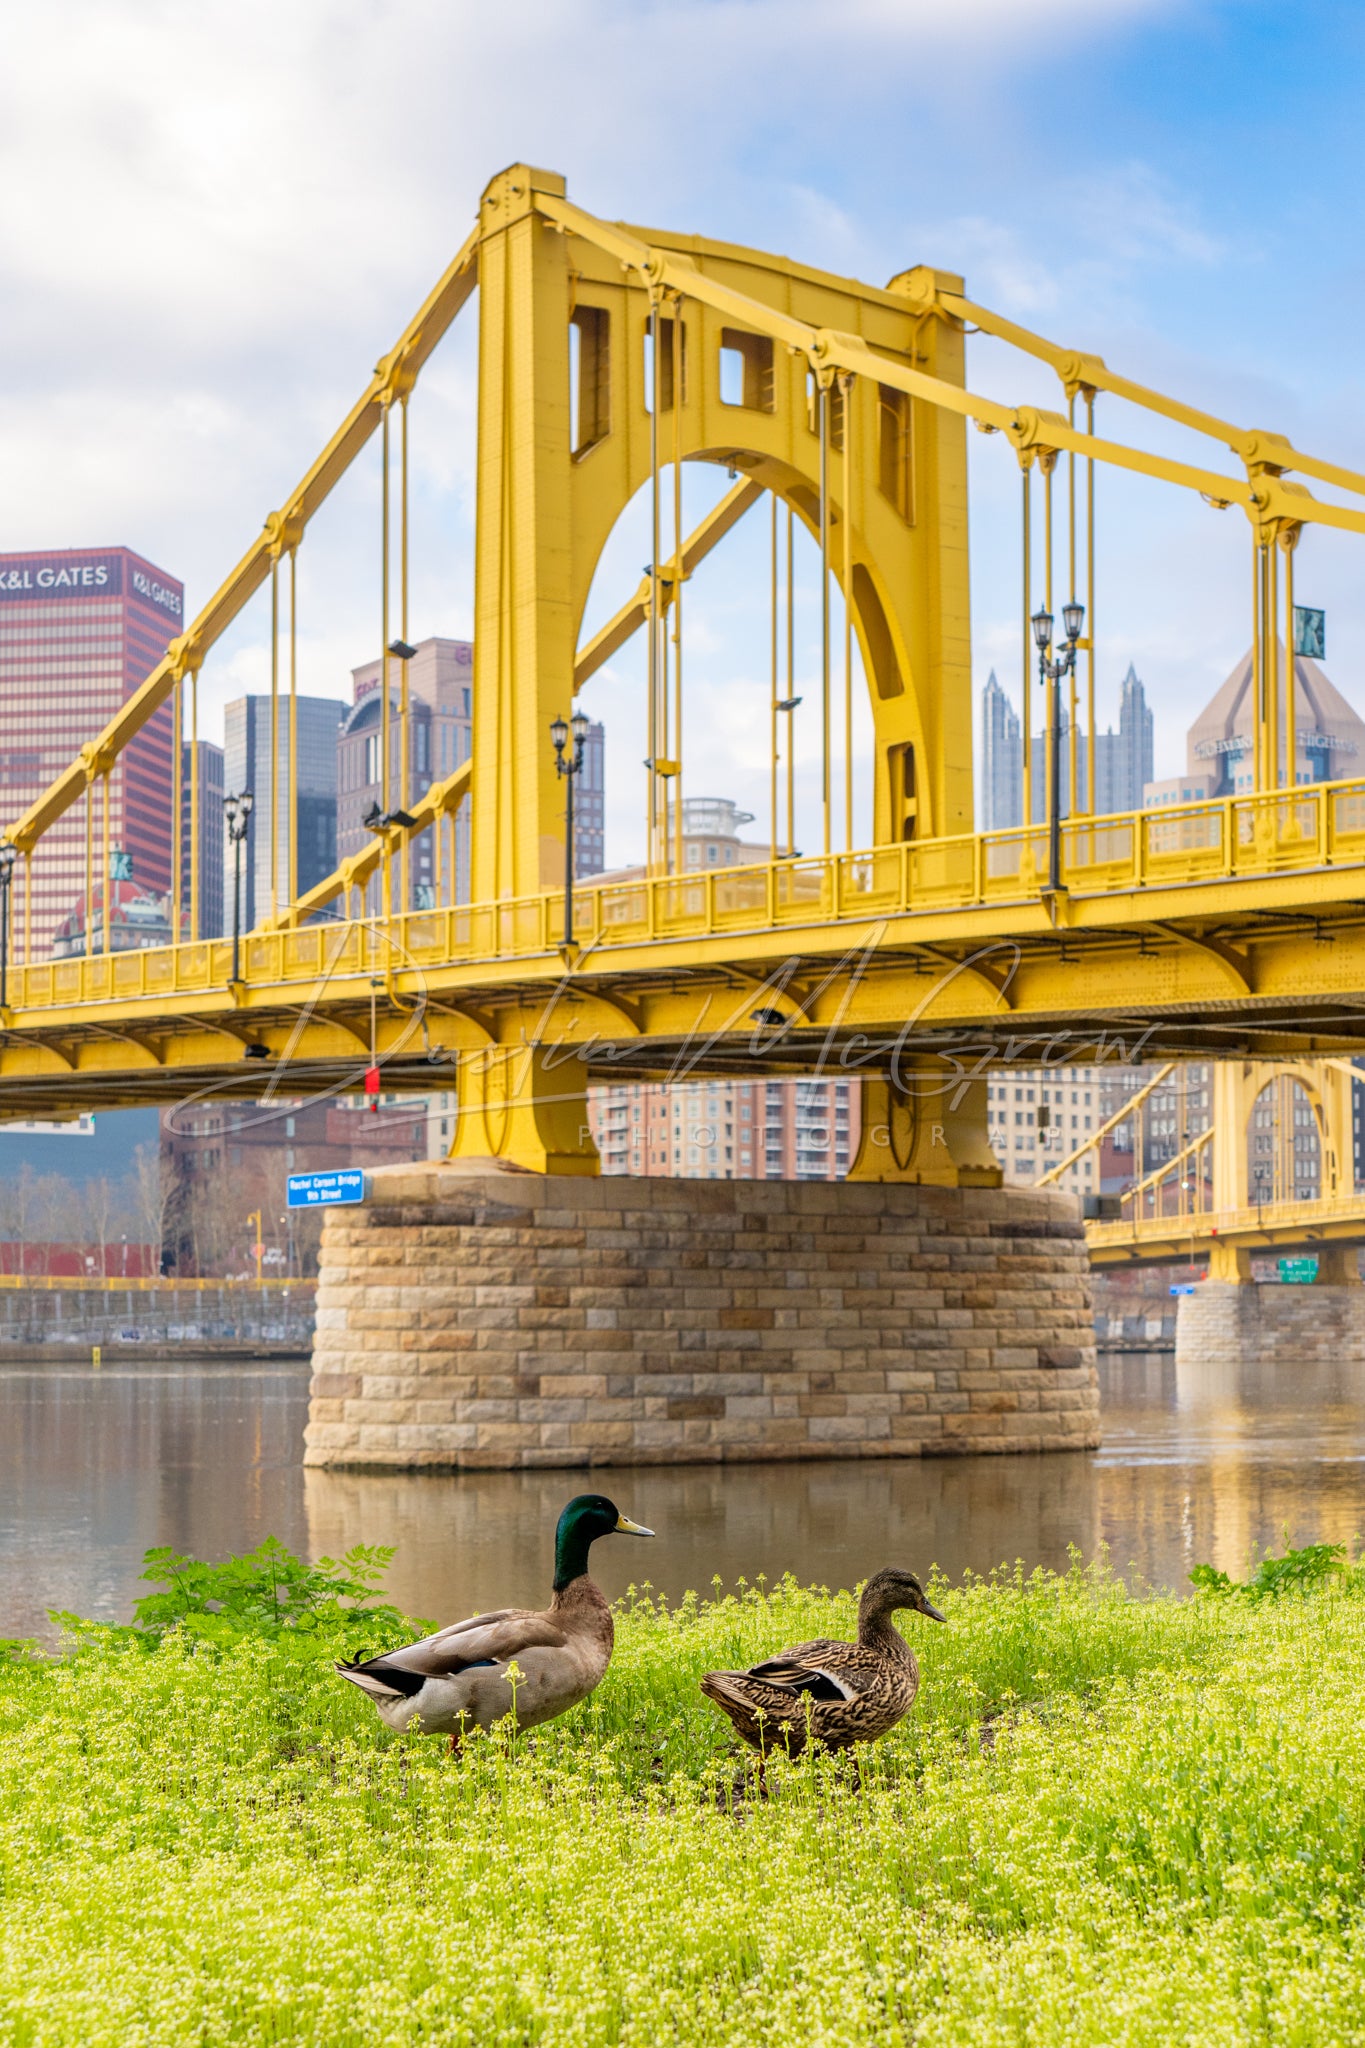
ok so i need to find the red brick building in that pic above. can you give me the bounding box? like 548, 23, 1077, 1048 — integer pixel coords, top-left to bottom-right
0, 546, 183, 958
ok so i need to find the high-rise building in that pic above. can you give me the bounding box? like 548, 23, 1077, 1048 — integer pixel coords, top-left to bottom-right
0, 546, 183, 957
979, 671, 1022, 830
587, 1074, 858, 1183
338, 639, 474, 908
584, 790, 857, 1182
984, 664, 1152, 826
1176, 646, 1364, 800
986, 1064, 1106, 1197
574, 719, 605, 876
1028, 712, 1086, 825
182, 740, 224, 939
222, 696, 345, 931
1092, 664, 1154, 814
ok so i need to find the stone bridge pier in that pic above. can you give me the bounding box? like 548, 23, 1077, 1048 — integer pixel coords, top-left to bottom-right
303, 1153, 1100, 1471
1175, 1242, 1365, 1367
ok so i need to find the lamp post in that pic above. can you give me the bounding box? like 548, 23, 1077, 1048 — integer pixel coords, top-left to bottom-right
1031, 601, 1085, 894
551, 709, 590, 951
0, 838, 16, 1011
223, 790, 254, 986
1254, 1165, 1268, 1228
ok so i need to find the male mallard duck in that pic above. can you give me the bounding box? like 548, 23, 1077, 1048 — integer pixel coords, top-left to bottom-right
700, 1567, 945, 1757
337, 1494, 653, 1746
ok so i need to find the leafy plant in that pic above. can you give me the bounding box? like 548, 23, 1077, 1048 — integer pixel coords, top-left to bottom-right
1190, 1537, 1352, 1602
51, 1538, 424, 1659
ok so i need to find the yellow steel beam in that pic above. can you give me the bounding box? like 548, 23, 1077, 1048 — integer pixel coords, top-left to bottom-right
1088, 1200, 1365, 1266
3, 227, 480, 854
573, 478, 763, 689
1117, 1123, 1212, 1208
540, 191, 1365, 538
256, 758, 472, 934
939, 290, 1365, 505
1036, 1062, 1175, 1185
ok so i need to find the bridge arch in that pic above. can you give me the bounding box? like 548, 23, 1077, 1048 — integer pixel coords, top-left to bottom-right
1212, 1057, 1353, 1210
470, 164, 972, 901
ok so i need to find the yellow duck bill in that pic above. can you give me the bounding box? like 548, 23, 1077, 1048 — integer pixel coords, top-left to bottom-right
615, 1514, 655, 1537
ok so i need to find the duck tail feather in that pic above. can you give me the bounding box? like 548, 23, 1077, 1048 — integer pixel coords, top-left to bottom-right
335, 1661, 411, 1704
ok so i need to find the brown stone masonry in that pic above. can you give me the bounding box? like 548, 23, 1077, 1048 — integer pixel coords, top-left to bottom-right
303, 1164, 1101, 1469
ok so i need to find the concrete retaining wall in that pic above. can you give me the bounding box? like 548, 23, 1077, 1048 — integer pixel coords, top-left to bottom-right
0, 1285, 315, 1350
304, 1164, 1100, 1469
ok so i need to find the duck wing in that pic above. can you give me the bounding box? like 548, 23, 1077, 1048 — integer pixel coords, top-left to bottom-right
338, 1608, 569, 1700
747, 1638, 861, 1702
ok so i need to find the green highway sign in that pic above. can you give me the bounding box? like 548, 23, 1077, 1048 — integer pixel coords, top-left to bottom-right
1277, 1256, 1317, 1284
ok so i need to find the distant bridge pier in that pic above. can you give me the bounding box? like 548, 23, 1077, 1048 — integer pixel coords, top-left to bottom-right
304, 1072, 1099, 1471
1177, 1242, 1365, 1371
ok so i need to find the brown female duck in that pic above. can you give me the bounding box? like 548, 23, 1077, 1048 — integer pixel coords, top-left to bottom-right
700, 1567, 945, 1757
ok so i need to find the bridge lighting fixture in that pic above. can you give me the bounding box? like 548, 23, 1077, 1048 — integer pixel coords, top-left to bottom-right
223, 791, 254, 989
388, 639, 419, 662
552, 711, 591, 953
0, 838, 16, 1012
1032, 600, 1085, 896
775, 696, 803, 713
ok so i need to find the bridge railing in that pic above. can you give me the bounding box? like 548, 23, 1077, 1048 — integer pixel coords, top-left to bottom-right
10, 775, 1365, 1013
1086, 1191, 1365, 1248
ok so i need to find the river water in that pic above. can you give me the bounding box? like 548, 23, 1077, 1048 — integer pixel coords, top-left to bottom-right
3, 1352, 1364, 1641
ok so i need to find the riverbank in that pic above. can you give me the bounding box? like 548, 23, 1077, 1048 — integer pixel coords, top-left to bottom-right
2, 1562, 1362, 2045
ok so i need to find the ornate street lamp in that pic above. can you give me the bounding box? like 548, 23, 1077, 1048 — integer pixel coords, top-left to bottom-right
552, 709, 590, 951
0, 839, 16, 1011
1031, 600, 1086, 894
223, 789, 254, 986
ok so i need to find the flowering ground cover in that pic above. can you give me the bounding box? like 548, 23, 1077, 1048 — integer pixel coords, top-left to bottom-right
2, 1549, 1363, 2045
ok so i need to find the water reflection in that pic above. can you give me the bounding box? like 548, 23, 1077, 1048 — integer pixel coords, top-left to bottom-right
2, 1350, 1363, 1641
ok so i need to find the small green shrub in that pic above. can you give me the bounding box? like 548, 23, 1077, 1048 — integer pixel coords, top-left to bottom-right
50, 1537, 425, 1660
1190, 1537, 1355, 1602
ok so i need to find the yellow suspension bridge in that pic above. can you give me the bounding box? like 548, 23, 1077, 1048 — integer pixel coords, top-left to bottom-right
7, 164, 1365, 1193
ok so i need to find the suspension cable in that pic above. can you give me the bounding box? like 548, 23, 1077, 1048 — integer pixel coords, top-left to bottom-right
172, 672, 182, 943
270, 554, 280, 922
1283, 532, 1297, 795
381, 401, 392, 916
84, 774, 93, 961
786, 504, 796, 856
400, 393, 410, 913
1021, 464, 1032, 828
101, 769, 111, 956
1086, 391, 1096, 816
189, 668, 199, 943
1267, 534, 1279, 790
819, 376, 831, 858
671, 299, 684, 879
288, 547, 298, 910
770, 490, 778, 862
648, 292, 662, 874
842, 372, 854, 853
1067, 395, 1079, 819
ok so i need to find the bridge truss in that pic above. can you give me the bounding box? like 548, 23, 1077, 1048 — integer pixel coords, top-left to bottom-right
8, 165, 1365, 1175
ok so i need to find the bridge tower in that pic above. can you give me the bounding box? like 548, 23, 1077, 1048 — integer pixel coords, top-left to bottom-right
453, 163, 985, 1180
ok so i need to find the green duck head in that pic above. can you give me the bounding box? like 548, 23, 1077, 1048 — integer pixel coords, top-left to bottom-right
553, 1494, 655, 1590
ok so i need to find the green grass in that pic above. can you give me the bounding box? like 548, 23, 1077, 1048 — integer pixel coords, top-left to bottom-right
3, 1555, 1365, 2045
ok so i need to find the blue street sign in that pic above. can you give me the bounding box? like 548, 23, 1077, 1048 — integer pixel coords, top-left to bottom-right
287, 1169, 366, 1210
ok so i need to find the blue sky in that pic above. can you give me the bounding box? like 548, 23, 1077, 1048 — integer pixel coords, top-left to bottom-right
3, 0, 1363, 860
